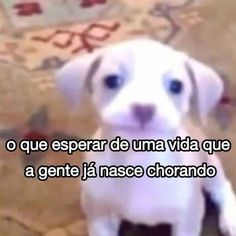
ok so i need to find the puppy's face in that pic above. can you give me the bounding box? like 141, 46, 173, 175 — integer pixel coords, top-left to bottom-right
88, 45, 192, 134
56, 39, 223, 135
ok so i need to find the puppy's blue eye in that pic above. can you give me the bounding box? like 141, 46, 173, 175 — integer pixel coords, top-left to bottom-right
104, 74, 123, 89
169, 79, 183, 94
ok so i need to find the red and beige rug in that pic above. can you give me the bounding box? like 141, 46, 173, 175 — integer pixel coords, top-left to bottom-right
0, 0, 236, 235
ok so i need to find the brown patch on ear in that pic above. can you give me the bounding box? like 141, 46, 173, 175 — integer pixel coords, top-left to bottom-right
84, 56, 102, 93
185, 62, 201, 120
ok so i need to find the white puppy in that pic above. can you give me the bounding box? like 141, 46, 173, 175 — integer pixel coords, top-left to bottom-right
56, 38, 236, 236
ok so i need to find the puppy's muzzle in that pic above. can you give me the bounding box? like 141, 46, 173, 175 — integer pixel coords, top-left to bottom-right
131, 104, 156, 127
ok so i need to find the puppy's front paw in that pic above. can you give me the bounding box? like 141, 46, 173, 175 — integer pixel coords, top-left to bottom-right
219, 211, 236, 236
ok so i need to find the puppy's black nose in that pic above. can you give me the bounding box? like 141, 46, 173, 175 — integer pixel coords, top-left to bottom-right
131, 104, 156, 126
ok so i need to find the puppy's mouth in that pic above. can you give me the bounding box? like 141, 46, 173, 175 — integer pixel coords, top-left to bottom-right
106, 123, 167, 134
102, 116, 177, 135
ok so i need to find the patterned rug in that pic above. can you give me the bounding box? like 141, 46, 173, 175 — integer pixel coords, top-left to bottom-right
0, 0, 236, 235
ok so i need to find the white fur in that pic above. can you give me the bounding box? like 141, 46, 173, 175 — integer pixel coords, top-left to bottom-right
56, 38, 236, 236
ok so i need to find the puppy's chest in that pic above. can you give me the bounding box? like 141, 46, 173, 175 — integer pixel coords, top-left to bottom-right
90, 169, 197, 225
116, 177, 195, 224
85, 150, 201, 224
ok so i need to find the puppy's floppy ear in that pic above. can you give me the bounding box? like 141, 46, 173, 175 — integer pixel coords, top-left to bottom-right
185, 58, 224, 123
55, 52, 102, 108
